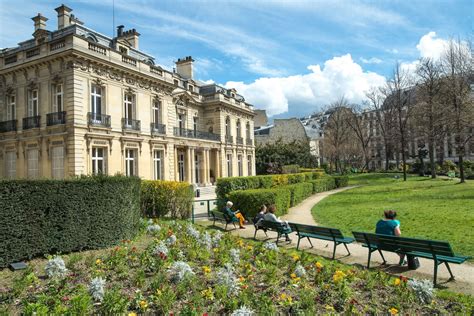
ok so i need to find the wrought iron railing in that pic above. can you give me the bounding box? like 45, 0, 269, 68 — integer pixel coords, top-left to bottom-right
0, 120, 17, 133
122, 118, 141, 131
47, 111, 66, 126
87, 112, 111, 127
173, 127, 220, 141
151, 122, 166, 135
22, 116, 41, 130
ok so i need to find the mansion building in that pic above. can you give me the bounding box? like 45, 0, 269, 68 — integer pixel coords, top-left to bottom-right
0, 5, 256, 184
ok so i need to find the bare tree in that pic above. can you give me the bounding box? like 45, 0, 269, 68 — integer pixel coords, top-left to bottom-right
441, 38, 474, 183
346, 103, 372, 171
384, 62, 416, 181
414, 57, 445, 178
365, 87, 397, 171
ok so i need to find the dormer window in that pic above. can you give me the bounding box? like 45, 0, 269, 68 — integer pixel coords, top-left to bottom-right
119, 46, 128, 55
174, 79, 179, 86
189, 85, 193, 92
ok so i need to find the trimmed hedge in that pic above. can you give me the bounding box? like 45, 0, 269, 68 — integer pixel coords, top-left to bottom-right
227, 188, 291, 218
287, 182, 314, 206
281, 164, 300, 174
334, 175, 349, 188
141, 180, 193, 219
0, 175, 141, 268
309, 177, 337, 193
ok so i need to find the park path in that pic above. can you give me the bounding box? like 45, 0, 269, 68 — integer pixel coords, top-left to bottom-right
216, 186, 474, 295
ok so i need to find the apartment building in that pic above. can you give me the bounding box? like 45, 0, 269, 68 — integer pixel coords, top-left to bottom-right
0, 5, 256, 184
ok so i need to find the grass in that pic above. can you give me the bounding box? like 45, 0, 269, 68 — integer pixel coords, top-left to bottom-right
312, 173, 474, 258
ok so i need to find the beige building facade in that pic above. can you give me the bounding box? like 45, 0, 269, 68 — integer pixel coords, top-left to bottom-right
0, 5, 256, 185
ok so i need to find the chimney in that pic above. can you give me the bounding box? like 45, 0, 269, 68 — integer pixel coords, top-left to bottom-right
117, 27, 140, 49
32, 13, 48, 31
55, 4, 72, 29
117, 25, 124, 37
175, 56, 194, 79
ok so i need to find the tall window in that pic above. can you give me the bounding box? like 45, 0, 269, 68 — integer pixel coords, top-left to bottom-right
51, 146, 64, 179
5, 151, 16, 179
194, 154, 200, 183
153, 150, 163, 180
246, 122, 251, 140
6, 95, 15, 120
28, 89, 39, 117
27, 149, 39, 179
125, 149, 137, 176
90, 84, 102, 115
92, 147, 106, 174
52, 83, 63, 112
237, 154, 243, 176
152, 99, 161, 124
236, 120, 241, 138
227, 154, 232, 177
193, 117, 198, 136
247, 155, 252, 176
177, 113, 185, 136
225, 116, 231, 137
178, 153, 185, 181
124, 93, 134, 125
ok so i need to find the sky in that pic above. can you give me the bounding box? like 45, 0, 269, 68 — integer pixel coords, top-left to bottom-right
0, 0, 471, 119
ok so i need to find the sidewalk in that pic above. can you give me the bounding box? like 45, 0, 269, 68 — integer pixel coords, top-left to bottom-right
199, 186, 474, 295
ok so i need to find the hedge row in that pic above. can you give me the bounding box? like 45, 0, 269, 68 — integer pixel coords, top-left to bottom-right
334, 175, 349, 188
287, 182, 314, 207
141, 180, 194, 219
227, 188, 291, 218
0, 176, 141, 267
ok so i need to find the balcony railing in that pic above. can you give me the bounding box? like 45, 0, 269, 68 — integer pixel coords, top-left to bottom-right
87, 112, 111, 128
236, 136, 244, 145
23, 116, 41, 130
122, 118, 141, 131
47, 111, 66, 126
174, 127, 220, 141
0, 120, 17, 133
246, 138, 253, 146
225, 135, 233, 143
151, 122, 166, 135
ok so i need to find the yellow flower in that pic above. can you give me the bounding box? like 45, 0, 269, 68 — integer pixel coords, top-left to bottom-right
394, 278, 401, 286
246, 245, 253, 251
325, 305, 335, 311
239, 276, 246, 282
128, 313, 137, 316
291, 254, 300, 262
139, 300, 148, 310
315, 262, 323, 269
95, 259, 102, 265
290, 273, 297, 279
201, 288, 214, 300
237, 239, 244, 247
280, 293, 287, 300
202, 266, 211, 274
333, 270, 346, 283
389, 307, 398, 315
155, 289, 162, 296
212, 248, 219, 253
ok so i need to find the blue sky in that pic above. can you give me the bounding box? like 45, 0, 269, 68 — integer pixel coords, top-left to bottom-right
0, 0, 471, 118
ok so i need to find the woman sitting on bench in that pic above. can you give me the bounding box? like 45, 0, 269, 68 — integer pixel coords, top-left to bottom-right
223, 201, 246, 229
375, 210, 406, 265
264, 205, 292, 242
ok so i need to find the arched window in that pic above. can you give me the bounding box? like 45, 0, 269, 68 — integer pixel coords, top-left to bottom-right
236, 119, 241, 137
225, 116, 231, 137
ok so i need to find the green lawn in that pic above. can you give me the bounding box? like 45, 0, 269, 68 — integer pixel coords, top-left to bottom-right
312, 173, 474, 258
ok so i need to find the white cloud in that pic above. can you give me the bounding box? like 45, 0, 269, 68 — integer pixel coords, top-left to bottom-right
225, 54, 386, 117
416, 31, 448, 60
360, 57, 383, 64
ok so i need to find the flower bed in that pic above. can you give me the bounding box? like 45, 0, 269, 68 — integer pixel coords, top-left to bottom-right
1, 220, 472, 315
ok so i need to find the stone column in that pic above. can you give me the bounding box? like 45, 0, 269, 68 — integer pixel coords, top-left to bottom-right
174, 146, 178, 181
215, 150, 221, 180
190, 147, 195, 184
203, 149, 209, 184
186, 147, 192, 183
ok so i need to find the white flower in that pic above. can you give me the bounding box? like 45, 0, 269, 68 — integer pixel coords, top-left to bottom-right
166, 235, 177, 245
215, 263, 240, 296
147, 224, 161, 233
295, 264, 306, 277
212, 231, 224, 247
45, 257, 68, 279
231, 306, 255, 316
89, 277, 106, 302
230, 248, 240, 265
147, 219, 154, 225
408, 279, 434, 304
199, 232, 213, 250
187, 225, 200, 239
168, 261, 194, 283
176, 250, 185, 260
153, 241, 169, 257
263, 242, 279, 251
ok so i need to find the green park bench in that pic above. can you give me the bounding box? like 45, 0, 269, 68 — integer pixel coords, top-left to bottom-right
352, 231, 471, 285
210, 210, 238, 230
289, 223, 354, 259
255, 220, 292, 243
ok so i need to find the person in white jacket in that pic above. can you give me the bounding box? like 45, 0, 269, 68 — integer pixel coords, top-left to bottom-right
263, 204, 292, 242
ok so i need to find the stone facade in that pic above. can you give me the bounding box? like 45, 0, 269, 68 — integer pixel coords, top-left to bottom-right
0, 5, 255, 185
254, 118, 308, 145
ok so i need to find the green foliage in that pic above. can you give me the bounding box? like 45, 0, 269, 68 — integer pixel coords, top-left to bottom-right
287, 173, 306, 184
308, 177, 337, 193
287, 183, 314, 206
227, 187, 291, 218
0, 175, 141, 268
333, 175, 349, 188
281, 164, 300, 174
255, 139, 319, 175
141, 180, 193, 219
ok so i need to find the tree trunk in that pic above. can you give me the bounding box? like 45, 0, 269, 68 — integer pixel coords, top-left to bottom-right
429, 142, 436, 179
401, 136, 407, 181
459, 154, 465, 183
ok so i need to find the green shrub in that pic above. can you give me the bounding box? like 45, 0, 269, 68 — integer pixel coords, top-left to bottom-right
271, 174, 289, 187
227, 188, 291, 218
333, 176, 349, 188
215, 176, 262, 200
281, 164, 300, 174
287, 173, 306, 184
287, 183, 314, 206
309, 177, 337, 193
141, 180, 193, 219
0, 175, 141, 268
259, 175, 274, 188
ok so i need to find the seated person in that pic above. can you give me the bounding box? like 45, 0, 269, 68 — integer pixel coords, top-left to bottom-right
263, 204, 292, 242
253, 205, 267, 230
375, 209, 406, 265
223, 201, 246, 229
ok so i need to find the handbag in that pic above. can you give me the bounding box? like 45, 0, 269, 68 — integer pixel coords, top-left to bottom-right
407, 255, 420, 270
